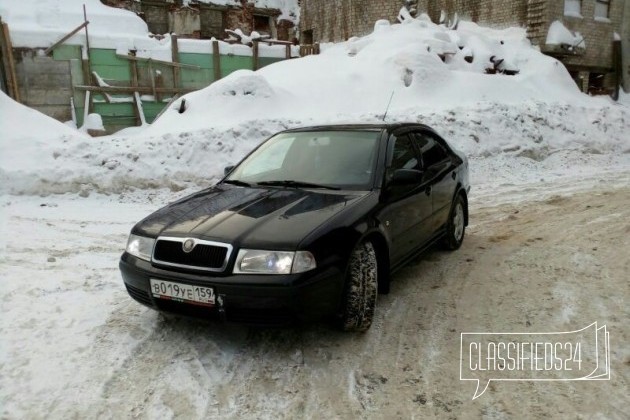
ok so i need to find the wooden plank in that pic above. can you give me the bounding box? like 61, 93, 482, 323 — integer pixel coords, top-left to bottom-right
130, 59, 139, 87
82, 90, 91, 128
74, 85, 195, 94
171, 34, 180, 89
130, 58, 140, 125
252, 40, 259, 71
83, 5, 91, 53
1, 22, 20, 102
133, 92, 146, 125
212, 40, 221, 81
43, 21, 89, 55
148, 60, 156, 99
285, 44, 291, 59
116, 54, 200, 70
152, 93, 179, 123
155, 70, 163, 103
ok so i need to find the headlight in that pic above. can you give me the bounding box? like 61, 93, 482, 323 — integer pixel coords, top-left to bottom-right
233, 249, 316, 274
125, 234, 155, 261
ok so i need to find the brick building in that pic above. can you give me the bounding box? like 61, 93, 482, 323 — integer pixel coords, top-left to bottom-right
299, 0, 629, 94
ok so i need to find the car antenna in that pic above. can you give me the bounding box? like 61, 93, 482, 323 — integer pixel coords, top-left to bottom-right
382, 91, 395, 121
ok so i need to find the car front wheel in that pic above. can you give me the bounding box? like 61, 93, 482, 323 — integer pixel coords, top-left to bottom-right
444, 194, 466, 250
339, 241, 377, 332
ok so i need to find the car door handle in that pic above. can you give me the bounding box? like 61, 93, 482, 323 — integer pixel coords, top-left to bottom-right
425, 186, 432, 196
451, 171, 456, 180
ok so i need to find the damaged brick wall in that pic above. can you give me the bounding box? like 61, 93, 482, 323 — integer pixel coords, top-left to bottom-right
105, 1, 293, 41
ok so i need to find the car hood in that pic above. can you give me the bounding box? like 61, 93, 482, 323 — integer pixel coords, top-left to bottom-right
133, 184, 368, 249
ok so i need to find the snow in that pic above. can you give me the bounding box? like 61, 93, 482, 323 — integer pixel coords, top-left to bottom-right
1, 13, 629, 197
0, 0, 148, 49
1, 10, 630, 418
0, 0, 297, 58
546, 20, 585, 48
81, 113, 105, 132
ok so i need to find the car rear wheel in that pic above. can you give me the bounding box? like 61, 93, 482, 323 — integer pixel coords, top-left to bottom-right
339, 241, 377, 332
444, 194, 466, 250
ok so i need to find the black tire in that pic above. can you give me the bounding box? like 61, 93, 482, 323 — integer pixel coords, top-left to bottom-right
339, 241, 378, 332
443, 194, 466, 250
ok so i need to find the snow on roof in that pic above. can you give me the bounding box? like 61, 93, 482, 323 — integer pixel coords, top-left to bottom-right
0, 0, 149, 49
545, 20, 585, 48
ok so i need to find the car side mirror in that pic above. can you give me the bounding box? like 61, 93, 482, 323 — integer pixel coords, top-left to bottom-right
390, 169, 422, 185
224, 165, 235, 176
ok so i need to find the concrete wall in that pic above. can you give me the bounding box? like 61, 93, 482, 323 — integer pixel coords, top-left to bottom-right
299, 0, 402, 42
15, 50, 74, 122
414, 0, 527, 28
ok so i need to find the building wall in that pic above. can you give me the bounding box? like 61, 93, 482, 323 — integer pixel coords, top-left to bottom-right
135, 0, 291, 40
300, 0, 626, 93
299, 0, 401, 42
299, 0, 529, 42
544, 0, 625, 73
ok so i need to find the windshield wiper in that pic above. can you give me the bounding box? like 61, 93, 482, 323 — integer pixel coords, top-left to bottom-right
223, 179, 254, 187
257, 180, 340, 190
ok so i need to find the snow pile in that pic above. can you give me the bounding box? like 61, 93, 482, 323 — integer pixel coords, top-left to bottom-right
546, 21, 585, 48
1, 13, 629, 196
145, 17, 590, 135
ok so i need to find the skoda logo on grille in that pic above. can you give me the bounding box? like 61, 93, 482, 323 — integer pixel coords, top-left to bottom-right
182, 238, 196, 253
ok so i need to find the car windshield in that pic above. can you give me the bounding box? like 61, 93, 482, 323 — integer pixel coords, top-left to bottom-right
225, 130, 381, 190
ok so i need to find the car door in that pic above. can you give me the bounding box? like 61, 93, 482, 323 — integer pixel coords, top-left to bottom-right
378, 133, 433, 264
413, 131, 458, 234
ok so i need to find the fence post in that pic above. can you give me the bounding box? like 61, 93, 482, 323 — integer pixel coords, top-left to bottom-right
171, 34, 179, 89
252, 40, 259, 71
0, 21, 20, 102
212, 40, 221, 81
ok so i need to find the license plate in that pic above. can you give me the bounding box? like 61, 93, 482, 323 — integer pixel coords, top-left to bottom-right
149, 279, 215, 307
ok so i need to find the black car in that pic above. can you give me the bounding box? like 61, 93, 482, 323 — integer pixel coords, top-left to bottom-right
120, 123, 469, 331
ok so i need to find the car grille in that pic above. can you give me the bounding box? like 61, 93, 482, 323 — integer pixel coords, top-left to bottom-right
152, 237, 232, 272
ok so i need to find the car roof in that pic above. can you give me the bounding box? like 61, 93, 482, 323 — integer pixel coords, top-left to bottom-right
282, 123, 436, 133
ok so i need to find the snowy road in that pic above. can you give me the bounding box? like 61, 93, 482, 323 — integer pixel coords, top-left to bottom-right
1, 173, 629, 419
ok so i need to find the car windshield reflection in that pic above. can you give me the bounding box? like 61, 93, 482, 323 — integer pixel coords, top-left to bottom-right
225, 131, 380, 190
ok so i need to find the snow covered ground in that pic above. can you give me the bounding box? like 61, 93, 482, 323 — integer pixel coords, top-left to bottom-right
1, 8, 630, 419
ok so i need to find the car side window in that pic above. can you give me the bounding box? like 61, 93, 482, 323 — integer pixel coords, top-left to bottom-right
389, 135, 420, 171
414, 132, 450, 169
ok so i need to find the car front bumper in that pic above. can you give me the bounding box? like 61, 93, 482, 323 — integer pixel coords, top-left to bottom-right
119, 252, 345, 326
